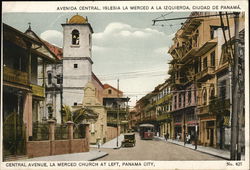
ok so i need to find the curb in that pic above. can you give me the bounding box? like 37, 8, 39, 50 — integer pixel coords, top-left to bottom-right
165, 140, 230, 160
113, 146, 122, 149
88, 153, 109, 161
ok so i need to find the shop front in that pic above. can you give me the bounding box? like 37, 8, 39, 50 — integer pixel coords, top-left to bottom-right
199, 115, 216, 147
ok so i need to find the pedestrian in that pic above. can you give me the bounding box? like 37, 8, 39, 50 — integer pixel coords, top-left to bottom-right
177, 133, 180, 141
166, 133, 169, 140
97, 138, 101, 152
164, 132, 169, 141
187, 134, 191, 143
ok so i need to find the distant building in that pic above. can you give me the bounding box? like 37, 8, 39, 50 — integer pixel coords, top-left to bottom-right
103, 84, 129, 135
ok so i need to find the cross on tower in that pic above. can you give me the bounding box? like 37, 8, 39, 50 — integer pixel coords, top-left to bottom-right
28, 22, 31, 30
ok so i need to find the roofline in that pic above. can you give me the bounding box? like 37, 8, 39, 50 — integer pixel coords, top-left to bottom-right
24, 29, 59, 62
3, 23, 42, 46
103, 84, 123, 94
42, 40, 63, 60
61, 23, 94, 33
92, 72, 104, 88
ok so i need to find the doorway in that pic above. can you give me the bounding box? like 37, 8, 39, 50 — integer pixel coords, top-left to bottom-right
210, 129, 214, 146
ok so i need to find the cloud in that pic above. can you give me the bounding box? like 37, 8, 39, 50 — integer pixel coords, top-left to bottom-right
92, 22, 167, 50
154, 47, 169, 55
40, 30, 63, 47
92, 22, 170, 78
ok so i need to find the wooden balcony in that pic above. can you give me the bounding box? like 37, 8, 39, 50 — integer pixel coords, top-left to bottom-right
106, 107, 127, 114
168, 65, 175, 74
180, 47, 199, 63
209, 98, 230, 115
175, 78, 185, 85
142, 114, 157, 121
107, 117, 128, 125
145, 103, 155, 112
195, 67, 215, 81
3, 66, 28, 86
155, 94, 172, 106
31, 84, 45, 97
156, 112, 172, 121
195, 39, 217, 57
196, 105, 209, 115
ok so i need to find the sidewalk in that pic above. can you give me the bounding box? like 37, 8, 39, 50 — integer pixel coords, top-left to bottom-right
90, 134, 124, 149
155, 136, 245, 160
21, 150, 108, 161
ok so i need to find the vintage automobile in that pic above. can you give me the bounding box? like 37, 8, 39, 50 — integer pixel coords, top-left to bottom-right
121, 133, 136, 147
127, 129, 135, 133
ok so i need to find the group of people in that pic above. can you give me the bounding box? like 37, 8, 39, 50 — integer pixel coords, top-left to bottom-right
164, 132, 194, 144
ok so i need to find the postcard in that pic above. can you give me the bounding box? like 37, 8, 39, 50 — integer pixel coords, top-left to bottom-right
1, 1, 249, 169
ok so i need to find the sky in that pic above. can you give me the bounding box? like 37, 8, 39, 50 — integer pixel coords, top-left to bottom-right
2, 12, 189, 107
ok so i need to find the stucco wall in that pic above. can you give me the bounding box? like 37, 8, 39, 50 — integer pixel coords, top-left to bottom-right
106, 126, 118, 142
26, 139, 88, 158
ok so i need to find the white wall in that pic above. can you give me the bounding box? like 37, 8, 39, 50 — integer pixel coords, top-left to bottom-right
62, 23, 93, 107
63, 88, 84, 107
62, 25, 92, 58
63, 59, 91, 87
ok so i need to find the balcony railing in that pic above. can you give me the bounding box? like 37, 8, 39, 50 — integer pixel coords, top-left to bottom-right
155, 94, 172, 106
144, 103, 155, 112
180, 47, 199, 62
31, 84, 45, 97
195, 67, 215, 81
168, 65, 175, 74
175, 78, 185, 85
3, 66, 28, 86
157, 112, 172, 121
196, 105, 209, 115
142, 114, 157, 121
107, 117, 128, 125
105, 107, 127, 113
209, 98, 230, 115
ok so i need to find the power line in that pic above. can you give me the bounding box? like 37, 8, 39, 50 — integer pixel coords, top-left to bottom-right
152, 13, 235, 25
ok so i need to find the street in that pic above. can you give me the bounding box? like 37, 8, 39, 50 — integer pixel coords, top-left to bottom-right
95, 133, 224, 161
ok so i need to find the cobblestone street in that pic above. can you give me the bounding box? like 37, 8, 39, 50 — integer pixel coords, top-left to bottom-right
96, 133, 224, 161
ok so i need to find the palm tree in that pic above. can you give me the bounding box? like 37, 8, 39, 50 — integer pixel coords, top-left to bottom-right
61, 105, 98, 124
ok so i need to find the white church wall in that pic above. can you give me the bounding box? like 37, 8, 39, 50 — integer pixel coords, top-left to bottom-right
63, 59, 92, 88
63, 25, 92, 58
63, 88, 85, 107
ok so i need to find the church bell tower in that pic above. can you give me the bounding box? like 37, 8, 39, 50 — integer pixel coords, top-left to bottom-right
62, 14, 94, 108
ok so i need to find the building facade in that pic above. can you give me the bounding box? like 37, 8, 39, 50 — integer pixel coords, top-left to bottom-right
134, 12, 245, 150
103, 84, 129, 134
3, 23, 58, 159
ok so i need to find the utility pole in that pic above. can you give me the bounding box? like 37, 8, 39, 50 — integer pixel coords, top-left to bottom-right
194, 81, 198, 150
116, 78, 120, 148
60, 75, 63, 124
235, 13, 244, 160
230, 12, 240, 160
183, 112, 186, 146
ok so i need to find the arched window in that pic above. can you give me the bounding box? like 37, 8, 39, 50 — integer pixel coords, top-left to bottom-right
209, 85, 215, 99
202, 88, 207, 105
72, 29, 79, 45
48, 72, 52, 85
